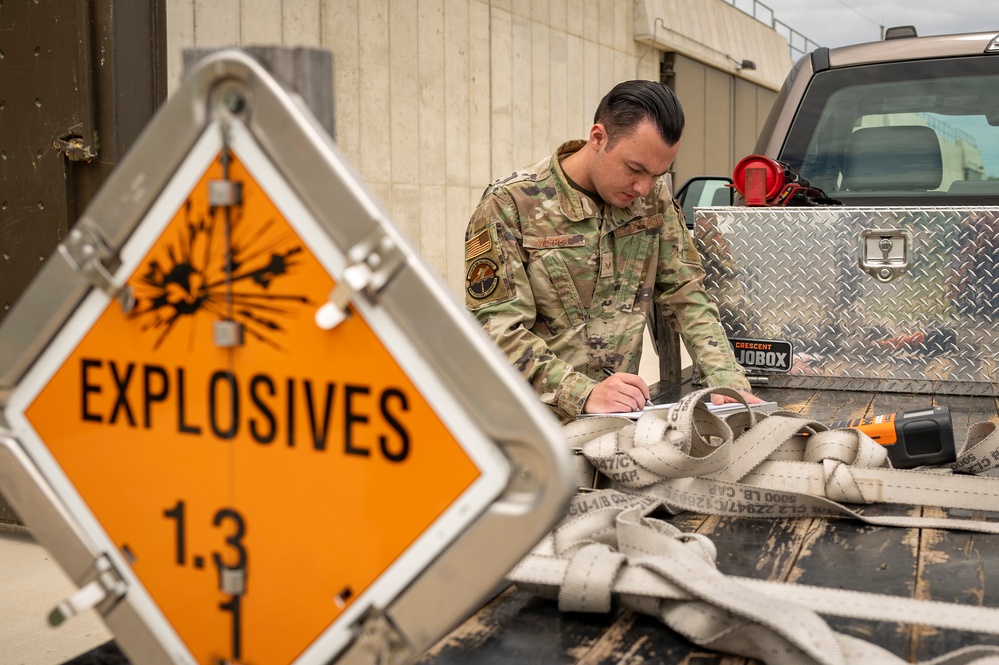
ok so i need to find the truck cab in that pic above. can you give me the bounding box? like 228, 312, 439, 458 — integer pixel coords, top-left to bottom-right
681, 28, 999, 215
766, 29, 999, 205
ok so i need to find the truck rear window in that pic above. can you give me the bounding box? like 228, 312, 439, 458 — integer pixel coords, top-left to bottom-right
780, 56, 999, 205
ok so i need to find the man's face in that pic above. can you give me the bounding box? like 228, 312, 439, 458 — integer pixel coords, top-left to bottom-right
590, 119, 680, 208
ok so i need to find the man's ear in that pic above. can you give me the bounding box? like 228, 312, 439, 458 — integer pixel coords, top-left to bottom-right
589, 123, 608, 150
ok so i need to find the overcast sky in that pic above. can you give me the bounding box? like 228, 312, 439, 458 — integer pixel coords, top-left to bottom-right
754, 0, 999, 50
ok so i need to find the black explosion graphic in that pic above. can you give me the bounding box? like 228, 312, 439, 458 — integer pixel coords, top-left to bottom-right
129, 180, 313, 351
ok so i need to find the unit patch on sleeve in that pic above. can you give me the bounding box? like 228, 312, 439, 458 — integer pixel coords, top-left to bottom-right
466, 258, 500, 300
464, 225, 513, 309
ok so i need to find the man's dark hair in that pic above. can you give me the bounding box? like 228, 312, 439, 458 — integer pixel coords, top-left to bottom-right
594, 80, 684, 147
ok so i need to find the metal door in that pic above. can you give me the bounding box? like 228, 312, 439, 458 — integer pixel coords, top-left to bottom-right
0, 0, 165, 325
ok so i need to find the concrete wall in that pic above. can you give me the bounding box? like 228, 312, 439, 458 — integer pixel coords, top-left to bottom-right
165, 0, 791, 303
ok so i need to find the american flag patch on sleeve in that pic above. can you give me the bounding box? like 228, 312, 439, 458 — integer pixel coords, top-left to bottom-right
465, 229, 492, 260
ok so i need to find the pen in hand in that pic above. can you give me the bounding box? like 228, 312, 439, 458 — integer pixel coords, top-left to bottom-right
602, 368, 655, 408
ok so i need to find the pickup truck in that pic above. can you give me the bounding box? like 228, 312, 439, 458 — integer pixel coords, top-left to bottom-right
68, 28, 999, 665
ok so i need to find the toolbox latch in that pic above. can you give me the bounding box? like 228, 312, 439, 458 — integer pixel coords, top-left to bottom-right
859, 229, 912, 282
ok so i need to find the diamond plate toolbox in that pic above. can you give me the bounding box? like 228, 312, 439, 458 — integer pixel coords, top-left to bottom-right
694, 207, 999, 395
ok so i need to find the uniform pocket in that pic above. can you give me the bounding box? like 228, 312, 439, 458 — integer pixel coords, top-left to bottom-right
611, 216, 660, 314
527, 250, 589, 334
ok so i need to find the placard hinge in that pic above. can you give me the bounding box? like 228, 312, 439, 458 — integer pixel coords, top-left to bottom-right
49, 554, 128, 626
315, 233, 406, 330
59, 219, 136, 313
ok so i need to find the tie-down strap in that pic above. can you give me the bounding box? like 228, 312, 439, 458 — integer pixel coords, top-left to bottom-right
507, 491, 999, 665
568, 387, 999, 534
506, 388, 999, 664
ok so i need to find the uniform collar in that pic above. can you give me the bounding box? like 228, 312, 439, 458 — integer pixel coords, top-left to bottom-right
550, 140, 654, 227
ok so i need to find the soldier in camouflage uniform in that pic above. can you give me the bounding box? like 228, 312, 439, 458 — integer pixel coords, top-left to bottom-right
464, 80, 758, 420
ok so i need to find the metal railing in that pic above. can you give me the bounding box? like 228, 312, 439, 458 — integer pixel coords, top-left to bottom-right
723, 0, 821, 60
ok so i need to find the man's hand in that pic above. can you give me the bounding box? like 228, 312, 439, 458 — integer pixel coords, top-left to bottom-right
710, 389, 765, 406
583, 372, 651, 414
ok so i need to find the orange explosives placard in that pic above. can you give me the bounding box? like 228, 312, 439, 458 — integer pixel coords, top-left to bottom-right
24, 151, 481, 664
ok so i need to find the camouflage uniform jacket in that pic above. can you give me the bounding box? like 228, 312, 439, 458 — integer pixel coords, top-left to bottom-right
464, 140, 749, 420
